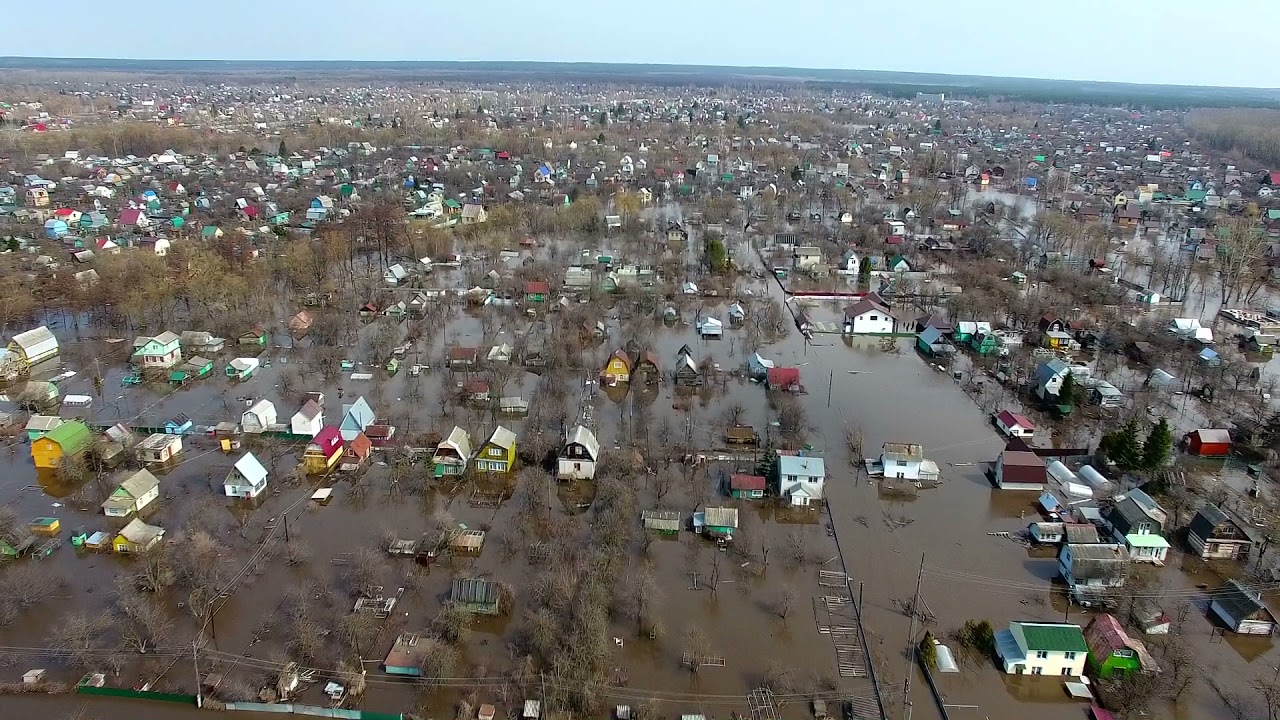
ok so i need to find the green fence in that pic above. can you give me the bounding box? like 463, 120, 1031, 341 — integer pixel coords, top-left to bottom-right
224, 702, 403, 720
76, 683, 197, 705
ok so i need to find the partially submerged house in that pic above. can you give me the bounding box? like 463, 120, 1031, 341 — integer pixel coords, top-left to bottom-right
994, 449, 1048, 490
101, 469, 160, 517
843, 293, 898, 335
777, 455, 826, 506
290, 400, 324, 437
600, 349, 632, 385
241, 399, 277, 434
1103, 489, 1170, 563
112, 518, 165, 553
694, 507, 739, 539
135, 433, 182, 464
8, 326, 59, 367
1210, 580, 1276, 635
432, 426, 472, 478
302, 426, 345, 475
224, 452, 269, 499
339, 397, 375, 442
1187, 504, 1259, 560
557, 425, 600, 481
31, 420, 91, 470
451, 577, 502, 615
642, 510, 681, 534
1084, 613, 1157, 678
1059, 543, 1128, 606
475, 426, 516, 473
994, 621, 1088, 677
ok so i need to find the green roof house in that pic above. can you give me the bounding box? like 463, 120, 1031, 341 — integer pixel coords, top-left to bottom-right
995, 621, 1088, 677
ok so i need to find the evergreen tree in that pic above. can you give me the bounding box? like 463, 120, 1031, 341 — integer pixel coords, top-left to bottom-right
1058, 372, 1078, 406
277, 139, 287, 158
1142, 417, 1174, 470
859, 256, 873, 285
1103, 418, 1144, 472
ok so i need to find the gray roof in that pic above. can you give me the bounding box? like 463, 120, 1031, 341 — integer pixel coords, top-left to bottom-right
1063, 524, 1101, 544
1034, 359, 1068, 387
704, 507, 739, 529
642, 510, 681, 531
486, 425, 516, 451
1064, 543, 1128, 579
451, 577, 499, 605
1213, 580, 1274, 625
119, 468, 159, 498
117, 518, 164, 545
565, 425, 600, 460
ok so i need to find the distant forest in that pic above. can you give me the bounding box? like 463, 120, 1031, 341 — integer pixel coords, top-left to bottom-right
1186, 109, 1280, 167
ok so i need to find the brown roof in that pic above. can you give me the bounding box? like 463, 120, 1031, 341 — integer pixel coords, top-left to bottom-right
448, 347, 479, 361
731, 474, 767, 491
1000, 450, 1047, 484
345, 432, 373, 458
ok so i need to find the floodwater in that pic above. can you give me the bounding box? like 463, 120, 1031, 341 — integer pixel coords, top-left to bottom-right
4, 218, 1279, 720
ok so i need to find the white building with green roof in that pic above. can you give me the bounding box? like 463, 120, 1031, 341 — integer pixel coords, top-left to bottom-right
995, 621, 1088, 677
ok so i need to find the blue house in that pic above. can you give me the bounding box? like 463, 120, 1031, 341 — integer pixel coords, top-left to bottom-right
44, 218, 69, 239
164, 414, 193, 435
339, 396, 375, 442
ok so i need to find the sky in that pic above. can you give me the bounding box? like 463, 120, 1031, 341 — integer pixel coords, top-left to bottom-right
1, 0, 1276, 88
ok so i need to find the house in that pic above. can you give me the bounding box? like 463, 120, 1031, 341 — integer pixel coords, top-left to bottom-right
1033, 359, 1070, 400
447, 347, 480, 369
1187, 428, 1231, 457
225, 357, 259, 380
1059, 543, 1128, 605
1084, 614, 1157, 678
994, 621, 1088, 676
241, 399, 277, 434
238, 326, 268, 346
524, 281, 550, 303
383, 264, 408, 285
632, 350, 660, 383
461, 203, 488, 224
793, 246, 823, 269
302, 426, 345, 474
112, 518, 165, 553
101, 469, 161, 517
674, 353, 701, 386
995, 450, 1048, 490
9, 326, 59, 366
289, 310, 314, 336
642, 510, 681, 534
1187, 504, 1259, 560
342, 432, 373, 470
25, 414, 63, 441
290, 400, 324, 437
843, 293, 898, 335
729, 474, 767, 499
432, 426, 472, 478
766, 367, 801, 391
224, 452, 269, 499
601, 349, 632, 385
695, 507, 739, 539
383, 633, 431, 676
135, 433, 182, 464
698, 316, 723, 338
1210, 580, 1276, 635
777, 455, 825, 506
475, 425, 516, 473
118, 208, 150, 229
181, 331, 225, 354
881, 443, 939, 482
1104, 489, 1170, 563
994, 410, 1035, 438
916, 327, 952, 357
131, 331, 183, 369
31, 420, 91, 469
0, 528, 36, 558
339, 397, 375, 442
452, 577, 502, 615
557, 425, 600, 481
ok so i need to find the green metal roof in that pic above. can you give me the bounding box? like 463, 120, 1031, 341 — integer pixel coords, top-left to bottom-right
45, 420, 91, 453
1018, 623, 1088, 653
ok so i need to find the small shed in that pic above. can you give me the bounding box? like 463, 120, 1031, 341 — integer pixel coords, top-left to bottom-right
1187, 428, 1231, 457
1210, 579, 1276, 635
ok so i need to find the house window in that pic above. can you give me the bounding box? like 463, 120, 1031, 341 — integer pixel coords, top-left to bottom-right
489, 448, 503, 457
1064, 652, 1077, 661
1035, 651, 1048, 660
1061, 668, 1072, 676
896, 460, 906, 466
869, 315, 878, 321
574, 462, 581, 471
1114, 649, 1134, 658
1031, 667, 1043, 675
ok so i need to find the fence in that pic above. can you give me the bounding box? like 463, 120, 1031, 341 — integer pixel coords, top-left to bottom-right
75, 683, 197, 705
224, 702, 403, 720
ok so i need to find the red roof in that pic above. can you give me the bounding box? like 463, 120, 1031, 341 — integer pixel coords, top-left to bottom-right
1269, 172, 1280, 186
307, 426, 344, 454
886, 235, 905, 245
118, 208, 143, 225
996, 410, 1035, 430
345, 432, 373, 458
767, 367, 800, 388
730, 474, 767, 491
53, 208, 76, 217
525, 281, 550, 294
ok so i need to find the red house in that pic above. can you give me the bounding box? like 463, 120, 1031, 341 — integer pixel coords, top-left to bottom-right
1187, 429, 1231, 457
766, 367, 801, 391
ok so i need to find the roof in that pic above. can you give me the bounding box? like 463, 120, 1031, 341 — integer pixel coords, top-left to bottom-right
778, 455, 826, 478
1192, 428, 1231, 444
882, 442, 924, 462
232, 452, 268, 484
1014, 622, 1088, 654
1213, 580, 1274, 625
137, 433, 178, 452
451, 577, 499, 605
1065, 543, 1128, 578
119, 468, 160, 498
704, 507, 739, 528
565, 425, 600, 459
294, 399, 323, 421
767, 367, 800, 387
117, 518, 163, 545
843, 294, 894, 319
1034, 359, 1069, 386
340, 397, 375, 440
25, 414, 62, 432
439, 426, 472, 458
346, 432, 373, 457
308, 426, 344, 454
486, 425, 516, 451
642, 510, 681, 531
1000, 450, 1047, 483
11, 325, 57, 357
43, 421, 92, 453
996, 410, 1035, 430
730, 474, 767, 491
1064, 524, 1101, 544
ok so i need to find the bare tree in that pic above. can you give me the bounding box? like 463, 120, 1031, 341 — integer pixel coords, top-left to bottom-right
772, 586, 797, 619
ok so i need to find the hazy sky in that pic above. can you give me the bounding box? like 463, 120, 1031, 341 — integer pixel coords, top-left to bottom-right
2, 0, 1275, 88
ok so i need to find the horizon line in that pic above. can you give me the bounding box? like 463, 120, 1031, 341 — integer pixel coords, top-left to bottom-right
0, 56, 1275, 93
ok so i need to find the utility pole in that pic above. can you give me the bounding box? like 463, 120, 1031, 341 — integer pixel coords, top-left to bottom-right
903, 553, 925, 720
192, 640, 202, 708
283, 514, 289, 543
827, 368, 834, 408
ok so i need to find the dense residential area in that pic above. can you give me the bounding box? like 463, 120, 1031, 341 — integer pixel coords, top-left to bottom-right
3, 61, 1280, 720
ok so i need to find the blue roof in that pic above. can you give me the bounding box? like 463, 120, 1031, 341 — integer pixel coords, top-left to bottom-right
339, 397, 374, 441
918, 326, 945, 345
778, 455, 825, 478
1199, 347, 1220, 360
1034, 359, 1068, 386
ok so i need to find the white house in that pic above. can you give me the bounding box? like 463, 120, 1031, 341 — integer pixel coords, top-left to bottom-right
777, 455, 826, 506
1059, 543, 1128, 605
224, 452, 269, 499
135, 432, 182, 464
698, 316, 723, 338
880, 443, 939, 482
384, 264, 408, 285
241, 399, 277, 434
1103, 488, 1171, 563
793, 246, 823, 269
843, 293, 897, 335
101, 469, 161, 517
290, 399, 324, 437
994, 622, 1088, 677
557, 425, 600, 481
995, 410, 1036, 438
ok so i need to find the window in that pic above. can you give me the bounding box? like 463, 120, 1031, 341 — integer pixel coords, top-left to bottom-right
896, 460, 907, 466
869, 315, 878, 321
1114, 649, 1134, 658
1064, 652, 1077, 660
1061, 668, 1072, 676
489, 447, 503, 457
1031, 667, 1043, 675
1035, 651, 1048, 660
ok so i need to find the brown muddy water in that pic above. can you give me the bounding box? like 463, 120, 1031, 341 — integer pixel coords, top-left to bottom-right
3, 235, 1278, 720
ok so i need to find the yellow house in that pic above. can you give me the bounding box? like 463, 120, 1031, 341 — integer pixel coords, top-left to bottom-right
31, 420, 92, 469
475, 426, 516, 473
301, 426, 344, 474
600, 349, 632, 385
112, 518, 165, 553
